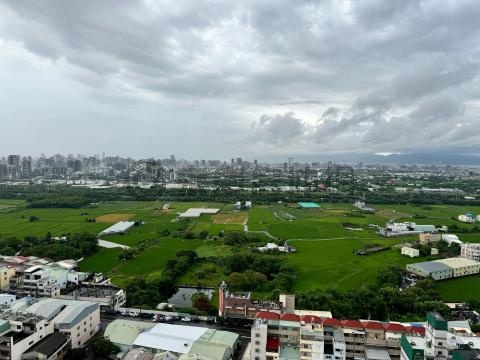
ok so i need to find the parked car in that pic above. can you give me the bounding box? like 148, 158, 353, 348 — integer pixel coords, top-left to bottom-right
128, 311, 139, 317
181, 316, 191, 322
120, 310, 127, 316
153, 314, 165, 322
164, 315, 173, 322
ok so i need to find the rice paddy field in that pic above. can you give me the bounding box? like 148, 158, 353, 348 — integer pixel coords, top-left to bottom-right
1, 200, 479, 300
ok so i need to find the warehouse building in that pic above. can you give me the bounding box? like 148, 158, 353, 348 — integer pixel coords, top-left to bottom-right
105, 321, 238, 359
104, 319, 153, 352
99, 221, 136, 236
133, 323, 238, 359
178, 208, 219, 218
406, 257, 480, 280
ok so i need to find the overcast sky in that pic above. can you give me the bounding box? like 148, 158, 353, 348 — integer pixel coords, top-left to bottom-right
1, 0, 479, 160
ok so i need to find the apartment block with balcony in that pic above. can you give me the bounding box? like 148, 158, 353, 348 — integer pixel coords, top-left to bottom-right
400, 312, 480, 360
250, 312, 435, 360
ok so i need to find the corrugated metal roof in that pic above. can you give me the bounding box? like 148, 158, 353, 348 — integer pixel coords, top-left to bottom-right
105, 320, 154, 347
133, 323, 207, 353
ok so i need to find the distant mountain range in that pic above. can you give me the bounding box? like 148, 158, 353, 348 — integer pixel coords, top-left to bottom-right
262, 151, 480, 165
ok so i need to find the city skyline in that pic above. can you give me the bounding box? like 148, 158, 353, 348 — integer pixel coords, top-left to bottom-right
1, 1, 480, 158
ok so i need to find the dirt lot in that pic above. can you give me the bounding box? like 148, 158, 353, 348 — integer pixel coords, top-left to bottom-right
95, 213, 135, 223
213, 213, 248, 225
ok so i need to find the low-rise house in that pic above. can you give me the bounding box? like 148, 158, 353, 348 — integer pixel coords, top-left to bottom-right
401, 247, 420, 258
257, 241, 296, 253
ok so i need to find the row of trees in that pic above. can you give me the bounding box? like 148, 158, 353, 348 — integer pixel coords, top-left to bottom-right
0, 232, 98, 260
1, 183, 478, 209
296, 265, 449, 321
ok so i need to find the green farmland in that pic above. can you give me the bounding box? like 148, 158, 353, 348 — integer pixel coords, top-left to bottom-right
1, 200, 480, 301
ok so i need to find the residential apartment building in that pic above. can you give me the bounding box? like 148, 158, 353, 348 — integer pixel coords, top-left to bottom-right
24, 298, 100, 349
0, 296, 100, 360
399, 312, 480, 360
250, 312, 426, 360
8, 264, 88, 298
0, 266, 16, 290
419, 233, 442, 245
252, 311, 480, 360
0, 311, 55, 360
461, 243, 480, 261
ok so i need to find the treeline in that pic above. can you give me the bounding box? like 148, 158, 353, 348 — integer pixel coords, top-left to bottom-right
124, 250, 295, 309
0, 232, 98, 260
448, 223, 480, 233
296, 265, 449, 321
412, 240, 461, 257
26, 195, 91, 208
1, 184, 479, 208
125, 250, 198, 308
210, 253, 295, 293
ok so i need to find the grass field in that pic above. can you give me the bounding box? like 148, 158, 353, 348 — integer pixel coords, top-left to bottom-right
2, 200, 480, 301
436, 274, 480, 301
288, 238, 428, 290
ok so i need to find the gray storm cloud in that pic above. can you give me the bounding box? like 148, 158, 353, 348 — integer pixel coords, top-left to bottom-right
0, 0, 480, 158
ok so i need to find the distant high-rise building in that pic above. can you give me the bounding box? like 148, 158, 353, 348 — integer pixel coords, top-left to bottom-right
21, 159, 32, 178
73, 160, 82, 172
0, 164, 7, 178
7, 155, 20, 167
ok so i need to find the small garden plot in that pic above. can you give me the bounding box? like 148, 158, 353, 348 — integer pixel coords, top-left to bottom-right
213, 213, 248, 225
273, 210, 298, 221
95, 213, 135, 223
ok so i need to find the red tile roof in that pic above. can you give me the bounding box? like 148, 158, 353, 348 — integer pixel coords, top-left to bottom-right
323, 317, 342, 327
405, 325, 425, 336
342, 319, 364, 329
362, 321, 385, 331
384, 323, 406, 332
256, 311, 280, 320
300, 315, 323, 324
280, 313, 300, 322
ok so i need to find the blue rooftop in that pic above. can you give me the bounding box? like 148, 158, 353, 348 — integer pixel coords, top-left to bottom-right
298, 202, 320, 208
